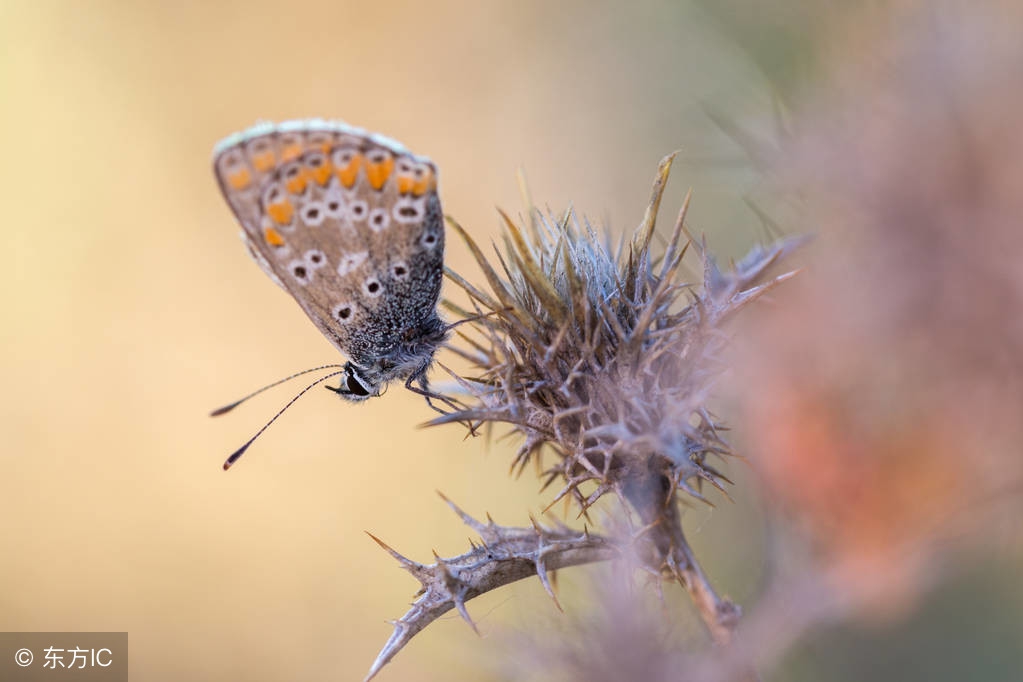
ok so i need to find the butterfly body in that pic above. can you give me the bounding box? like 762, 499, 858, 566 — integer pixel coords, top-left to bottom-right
213, 119, 446, 400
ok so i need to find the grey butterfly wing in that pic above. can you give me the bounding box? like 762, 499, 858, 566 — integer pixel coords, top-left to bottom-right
212, 120, 444, 365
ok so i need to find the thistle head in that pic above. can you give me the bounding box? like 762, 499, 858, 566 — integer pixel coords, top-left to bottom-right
440, 155, 801, 518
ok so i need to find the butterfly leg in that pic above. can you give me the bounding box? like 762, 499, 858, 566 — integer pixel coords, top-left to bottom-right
403, 366, 482, 436
403, 364, 461, 414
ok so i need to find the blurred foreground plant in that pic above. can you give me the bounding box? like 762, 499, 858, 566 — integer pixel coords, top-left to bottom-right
731, 0, 1023, 615
365, 155, 802, 679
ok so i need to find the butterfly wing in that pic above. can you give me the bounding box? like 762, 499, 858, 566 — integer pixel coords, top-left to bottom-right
212, 120, 444, 367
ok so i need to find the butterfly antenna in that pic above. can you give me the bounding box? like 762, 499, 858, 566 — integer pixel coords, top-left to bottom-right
221, 370, 345, 471
210, 364, 344, 417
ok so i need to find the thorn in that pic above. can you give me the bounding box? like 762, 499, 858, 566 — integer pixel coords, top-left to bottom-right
677, 479, 716, 507
535, 556, 564, 612
454, 597, 480, 635
697, 469, 735, 503
701, 463, 735, 486
528, 514, 544, 535
365, 532, 426, 572
437, 491, 487, 533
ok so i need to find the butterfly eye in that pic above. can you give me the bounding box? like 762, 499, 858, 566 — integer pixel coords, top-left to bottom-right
346, 373, 370, 397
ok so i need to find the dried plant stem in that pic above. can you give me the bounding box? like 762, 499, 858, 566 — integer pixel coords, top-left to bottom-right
623, 468, 753, 682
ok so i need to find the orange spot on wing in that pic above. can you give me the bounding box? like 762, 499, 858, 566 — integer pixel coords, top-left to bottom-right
285, 171, 308, 195
365, 156, 395, 191
264, 226, 285, 247
281, 144, 303, 162
267, 200, 294, 225
412, 168, 435, 196
310, 161, 333, 186
397, 175, 415, 194
251, 150, 276, 172
336, 153, 363, 188
227, 168, 252, 190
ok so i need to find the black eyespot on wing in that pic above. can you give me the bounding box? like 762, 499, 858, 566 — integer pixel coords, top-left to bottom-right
363, 276, 383, 297
333, 303, 353, 322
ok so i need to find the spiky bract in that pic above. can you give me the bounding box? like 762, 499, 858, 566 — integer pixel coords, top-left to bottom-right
441, 155, 800, 517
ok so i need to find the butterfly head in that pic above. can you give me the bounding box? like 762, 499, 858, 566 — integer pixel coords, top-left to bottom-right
326, 314, 449, 402
325, 362, 378, 401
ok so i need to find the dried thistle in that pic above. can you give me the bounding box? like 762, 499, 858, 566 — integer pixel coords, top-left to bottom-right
442, 156, 800, 516
367, 154, 802, 678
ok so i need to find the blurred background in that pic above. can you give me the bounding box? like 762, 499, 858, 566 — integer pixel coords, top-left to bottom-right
2, 1, 1021, 680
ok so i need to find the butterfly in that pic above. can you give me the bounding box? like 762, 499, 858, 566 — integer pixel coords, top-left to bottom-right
212, 120, 449, 443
